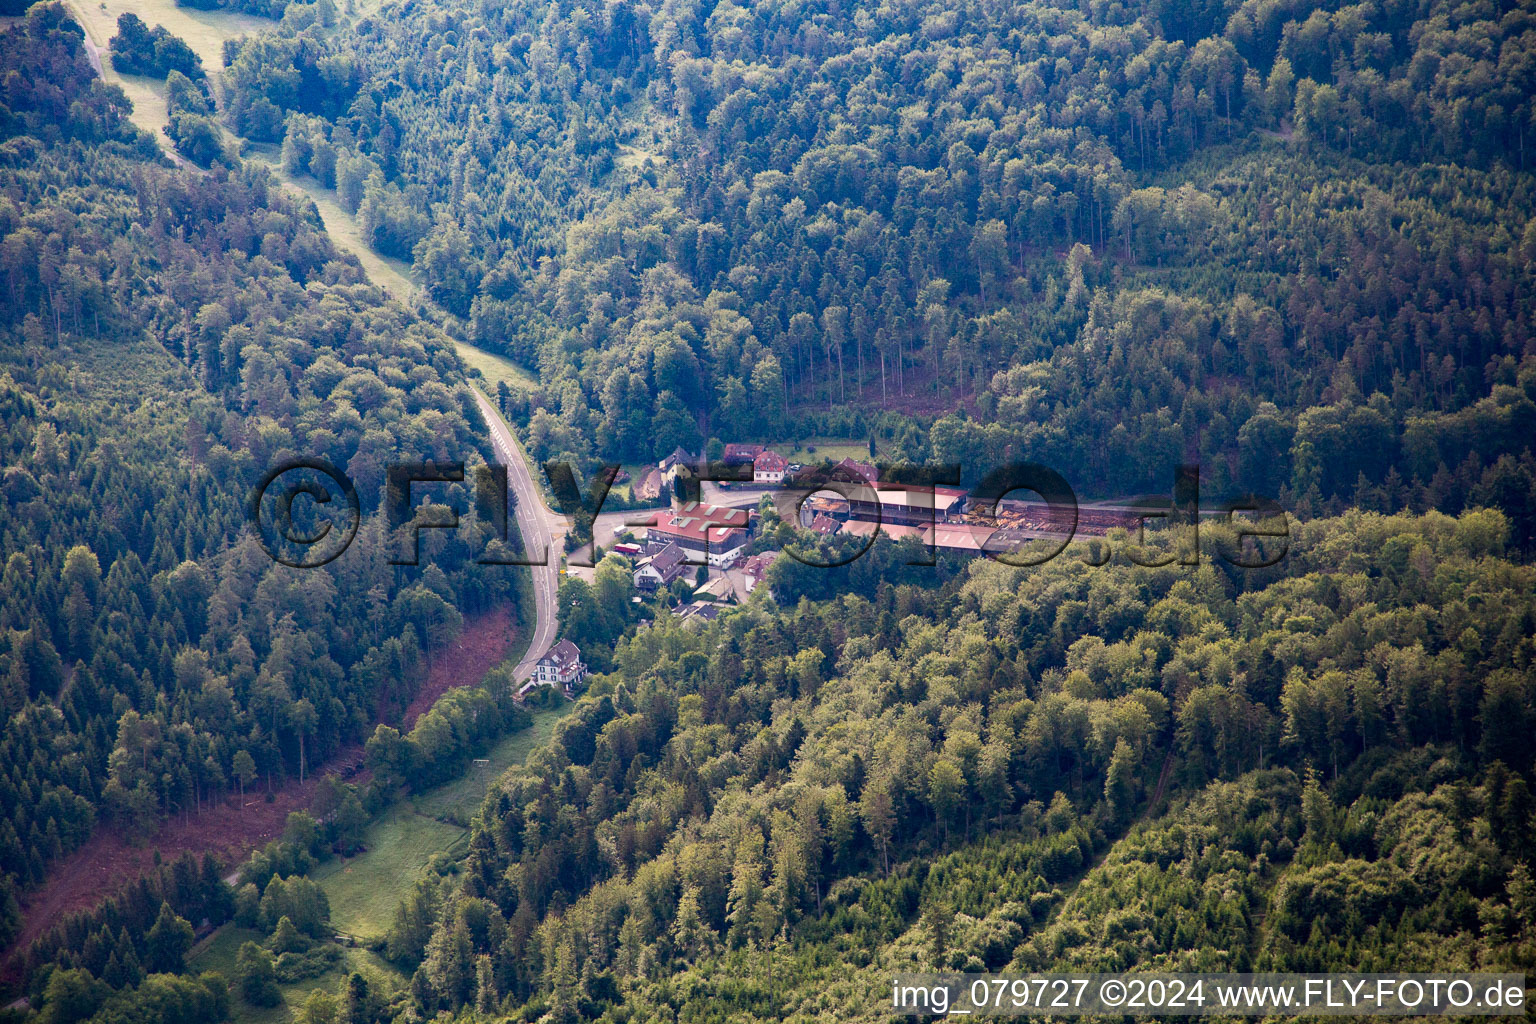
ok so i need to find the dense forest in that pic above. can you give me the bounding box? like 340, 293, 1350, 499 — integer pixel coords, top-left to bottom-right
0, 4, 525, 963
212, 0, 1536, 541
203, 0, 1534, 1014
377, 509, 1535, 1022
2, 0, 1534, 1019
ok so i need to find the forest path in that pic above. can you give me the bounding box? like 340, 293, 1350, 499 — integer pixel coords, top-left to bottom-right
59, 0, 558, 667
61, 0, 540, 395
1144, 746, 1176, 817
20, 4, 563, 955
1002, 745, 1180, 973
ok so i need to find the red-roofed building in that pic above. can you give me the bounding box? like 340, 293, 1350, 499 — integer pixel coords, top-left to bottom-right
834, 457, 879, 483
741, 552, 776, 593
753, 449, 787, 484
723, 443, 765, 465
809, 513, 841, 534
640, 501, 752, 567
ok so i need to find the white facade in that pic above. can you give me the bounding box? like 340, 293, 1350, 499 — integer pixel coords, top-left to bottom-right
528, 639, 586, 697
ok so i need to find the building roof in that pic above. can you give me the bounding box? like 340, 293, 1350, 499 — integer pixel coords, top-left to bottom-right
660, 447, 692, 470
838, 520, 1021, 554
753, 450, 787, 472
637, 542, 689, 581
677, 602, 722, 625
741, 552, 776, 579
928, 524, 996, 553
647, 518, 748, 549
723, 443, 765, 463
647, 502, 744, 528
539, 639, 582, 668
694, 576, 735, 602
839, 520, 925, 541
641, 502, 751, 549
677, 501, 750, 525
834, 458, 879, 483
870, 483, 969, 514
809, 513, 841, 534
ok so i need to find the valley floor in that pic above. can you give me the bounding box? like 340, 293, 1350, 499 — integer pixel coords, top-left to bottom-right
187, 706, 571, 1023
8, 607, 519, 964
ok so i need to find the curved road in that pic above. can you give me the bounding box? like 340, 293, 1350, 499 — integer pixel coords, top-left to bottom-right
471, 388, 560, 681
61, 0, 559, 677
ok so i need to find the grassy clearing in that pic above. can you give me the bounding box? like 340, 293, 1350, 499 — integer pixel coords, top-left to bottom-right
410, 705, 569, 823
309, 808, 464, 941
183, 688, 568, 1022
113, 75, 173, 141
63, 0, 254, 153
601, 463, 669, 508
190, 926, 402, 1024
454, 340, 539, 393
71, 0, 272, 73
67, 0, 547, 410
61, 0, 424, 306
780, 439, 878, 463
236, 161, 540, 395
310, 706, 570, 941
615, 142, 664, 168
239, 149, 423, 300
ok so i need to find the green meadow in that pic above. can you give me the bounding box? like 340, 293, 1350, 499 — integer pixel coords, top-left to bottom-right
189, 706, 569, 1019
312, 705, 569, 941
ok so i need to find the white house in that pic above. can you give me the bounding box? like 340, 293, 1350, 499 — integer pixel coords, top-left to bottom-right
741, 552, 775, 593
753, 449, 787, 485
522, 639, 587, 698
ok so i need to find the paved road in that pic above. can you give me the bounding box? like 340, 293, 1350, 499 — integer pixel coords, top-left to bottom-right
471, 388, 560, 682
66, 0, 559, 680
700, 482, 778, 507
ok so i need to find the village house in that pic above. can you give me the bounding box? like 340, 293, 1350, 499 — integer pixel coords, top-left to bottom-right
633, 542, 689, 592
809, 513, 842, 534
659, 447, 693, 484
520, 639, 587, 699
675, 602, 722, 628
833, 457, 879, 483
741, 552, 775, 594
722, 442, 765, 466
693, 575, 735, 603
753, 449, 787, 485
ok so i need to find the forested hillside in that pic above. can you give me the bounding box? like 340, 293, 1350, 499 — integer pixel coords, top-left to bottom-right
2, 0, 1534, 1020
387, 510, 1536, 1022
216, 0, 1536, 538
0, 3, 521, 957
